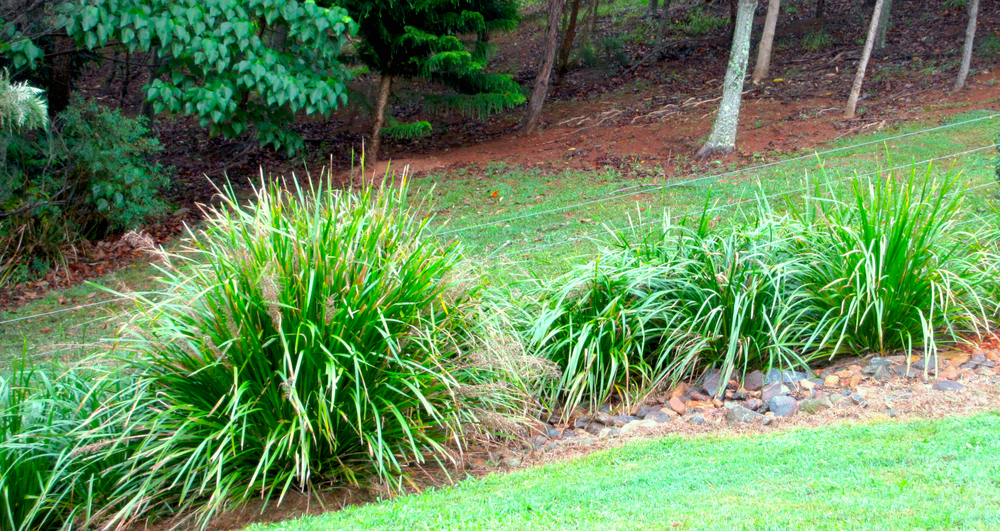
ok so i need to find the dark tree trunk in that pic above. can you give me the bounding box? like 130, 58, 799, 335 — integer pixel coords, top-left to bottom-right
815, 0, 825, 18
369, 74, 393, 165
556, 0, 582, 81
648, 0, 659, 17
523, 0, 567, 135
656, 0, 673, 46
47, 35, 74, 115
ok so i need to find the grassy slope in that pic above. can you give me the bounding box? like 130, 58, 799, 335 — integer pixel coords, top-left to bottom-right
253, 413, 1000, 531
418, 111, 1000, 273
2, 112, 998, 364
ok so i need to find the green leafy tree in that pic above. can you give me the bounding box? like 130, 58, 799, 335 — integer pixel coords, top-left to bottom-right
331, 0, 524, 163
61, 0, 357, 154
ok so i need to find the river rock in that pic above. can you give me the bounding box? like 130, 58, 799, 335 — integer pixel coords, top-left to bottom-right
744, 370, 766, 391
932, 380, 965, 392
765, 369, 809, 385
799, 396, 833, 414
768, 395, 799, 417
725, 405, 763, 423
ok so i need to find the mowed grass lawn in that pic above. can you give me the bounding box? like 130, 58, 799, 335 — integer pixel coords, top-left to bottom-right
252, 413, 1000, 531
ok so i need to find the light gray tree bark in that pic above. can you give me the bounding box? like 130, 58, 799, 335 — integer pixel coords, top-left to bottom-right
695, 0, 756, 161
523, 0, 567, 135
845, 0, 884, 119
874, 0, 892, 50
751, 0, 781, 84
955, 0, 980, 91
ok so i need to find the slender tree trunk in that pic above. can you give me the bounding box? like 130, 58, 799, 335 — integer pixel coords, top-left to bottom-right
874, 0, 892, 50
656, 0, 673, 46
844, 0, 884, 119
695, 0, 756, 161
751, 0, 780, 84
523, 0, 567, 135
557, 0, 582, 80
647, 0, 659, 17
955, 0, 980, 91
369, 74, 393, 165
815, 0, 825, 18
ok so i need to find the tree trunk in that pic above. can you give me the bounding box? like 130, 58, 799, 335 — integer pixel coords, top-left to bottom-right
523, 0, 566, 135
556, 0, 582, 80
874, 0, 892, 51
844, 0, 884, 119
815, 0, 825, 18
647, 0, 659, 17
656, 0, 673, 46
955, 0, 980, 91
727, 0, 738, 46
695, 0, 756, 161
369, 74, 393, 165
751, 0, 780, 84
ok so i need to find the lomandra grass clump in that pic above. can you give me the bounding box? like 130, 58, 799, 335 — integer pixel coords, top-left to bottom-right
526, 168, 1000, 413
93, 173, 534, 527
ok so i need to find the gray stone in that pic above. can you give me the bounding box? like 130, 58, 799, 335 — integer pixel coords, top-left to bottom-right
762, 382, 791, 403
598, 403, 613, 414
584, 423, 604, 435
613, 415, 642, 427
503, 457, 522, 467
768, 395, 799, 417
806, 377, 825, 388
594, 412, 616, 426
532, 435, 549, 449
701, 369, 726, 398
642, 405, 663, 418
868, 357, 893, 367
765, 369, 809, 385
762, 416, 776, 426
636, 406, 651, 418
597, 427, 620, 438
887, 409, 899, 418
829, 393, 848, 406
573, 417, 592, 429
689, 415, 707, 425
932, 380, 965, 392
732, 388, 749, 401
645, 411, 673, 424
972, 353, 987, 364
744, 370, 766, 391
799, 396, 834, 414
850, 392, 865, 405
546, 428, 562, 439
725, 405, 764, 423
744, 398, 764, 411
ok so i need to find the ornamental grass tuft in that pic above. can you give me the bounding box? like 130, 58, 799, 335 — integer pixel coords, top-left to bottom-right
90, 172, 534, 527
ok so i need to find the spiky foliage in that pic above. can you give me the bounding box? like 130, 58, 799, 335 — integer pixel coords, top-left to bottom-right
91, 172, 531, 527
0, 361, 125, 531
524, 167, 999, 412
331, 0, 525, 135
0, 70, 47, 131
789, 167, 994, 356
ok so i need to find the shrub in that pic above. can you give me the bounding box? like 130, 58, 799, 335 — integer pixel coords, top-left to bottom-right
97, 174, 534, 526
525, 168, 999, 411
1, 99, 167, 284
789, 168, 994, 356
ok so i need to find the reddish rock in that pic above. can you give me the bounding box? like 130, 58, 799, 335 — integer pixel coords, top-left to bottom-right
669, 396, 687, 416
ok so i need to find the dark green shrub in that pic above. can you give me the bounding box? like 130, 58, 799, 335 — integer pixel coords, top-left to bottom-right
1, 99, 167, 284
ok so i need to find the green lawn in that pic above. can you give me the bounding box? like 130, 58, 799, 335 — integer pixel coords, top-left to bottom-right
417, 110, 1000, 273
251, 413, 1000, 531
